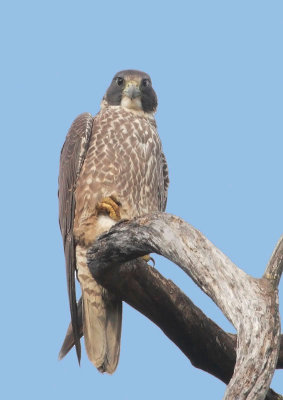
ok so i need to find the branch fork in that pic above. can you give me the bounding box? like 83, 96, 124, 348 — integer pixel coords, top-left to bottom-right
87, 213, 282, 399
60, 212, 283, 399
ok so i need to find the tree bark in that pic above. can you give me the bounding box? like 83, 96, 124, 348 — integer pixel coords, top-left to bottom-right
59, 212, 283, 399
87, 213, 282, 400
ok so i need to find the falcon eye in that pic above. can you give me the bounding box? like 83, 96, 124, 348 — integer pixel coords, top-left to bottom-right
115, 77, 124, 86
142, 78, 150, 87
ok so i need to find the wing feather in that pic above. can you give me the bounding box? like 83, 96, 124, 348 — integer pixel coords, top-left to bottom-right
160, 151, 169, 211
58, 112, 93, 362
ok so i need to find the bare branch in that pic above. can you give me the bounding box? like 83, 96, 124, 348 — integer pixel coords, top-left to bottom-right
60, 262, 282, 399
264, 235, 283, 287
87, 212, 281, 400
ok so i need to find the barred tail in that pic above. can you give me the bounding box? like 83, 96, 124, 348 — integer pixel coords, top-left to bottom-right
77, 246, 122, 373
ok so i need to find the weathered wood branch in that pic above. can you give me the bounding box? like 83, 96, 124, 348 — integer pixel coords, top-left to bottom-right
60, 262, 283, 377
60, 261, 282, 399
60, 213, 282, 399
264, 235, 283, 288
85, 212, 281, 400
60, 261, 238, 382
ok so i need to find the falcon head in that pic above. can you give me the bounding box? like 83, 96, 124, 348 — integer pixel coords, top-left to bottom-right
105, 70, 158, 113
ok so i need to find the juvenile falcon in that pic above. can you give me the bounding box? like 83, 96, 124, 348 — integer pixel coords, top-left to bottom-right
58, 70, 169, 373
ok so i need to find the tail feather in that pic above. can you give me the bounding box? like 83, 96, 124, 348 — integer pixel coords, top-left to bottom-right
58, 294, 122, 373
102, 294, 122, 373
77, 245, 122, 373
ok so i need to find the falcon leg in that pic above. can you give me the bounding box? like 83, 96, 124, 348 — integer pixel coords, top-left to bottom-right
96, 196, 121, 221
96, 196, 154, 265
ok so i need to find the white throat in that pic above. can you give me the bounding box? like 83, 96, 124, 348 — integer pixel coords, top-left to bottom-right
121, 96, 142, 111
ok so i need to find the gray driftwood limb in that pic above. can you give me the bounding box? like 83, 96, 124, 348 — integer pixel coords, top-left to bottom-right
85, 212, 282, 400
60, 266, 282, 400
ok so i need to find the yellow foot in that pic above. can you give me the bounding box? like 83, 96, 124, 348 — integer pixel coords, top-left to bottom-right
96, 196, 121, 221
142, 254, 155, 266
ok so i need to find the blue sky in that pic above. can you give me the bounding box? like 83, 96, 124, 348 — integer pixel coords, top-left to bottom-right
1, 1, 282, 398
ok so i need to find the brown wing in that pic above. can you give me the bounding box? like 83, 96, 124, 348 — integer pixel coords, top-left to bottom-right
58, 112, 93, 363
160, 151, 169, 211
58, 297, 83, 360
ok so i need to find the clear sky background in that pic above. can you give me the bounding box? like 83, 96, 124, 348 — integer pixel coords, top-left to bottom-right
1, 1, 282, 399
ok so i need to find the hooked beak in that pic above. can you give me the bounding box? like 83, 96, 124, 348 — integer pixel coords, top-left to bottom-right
123, 81, 141, 100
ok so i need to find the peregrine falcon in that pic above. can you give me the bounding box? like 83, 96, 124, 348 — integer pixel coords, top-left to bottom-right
58, 70, 169, 373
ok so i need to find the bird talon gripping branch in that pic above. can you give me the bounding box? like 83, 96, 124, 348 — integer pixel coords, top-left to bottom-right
142, 254, 156, 266
96, 196, 121, 221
